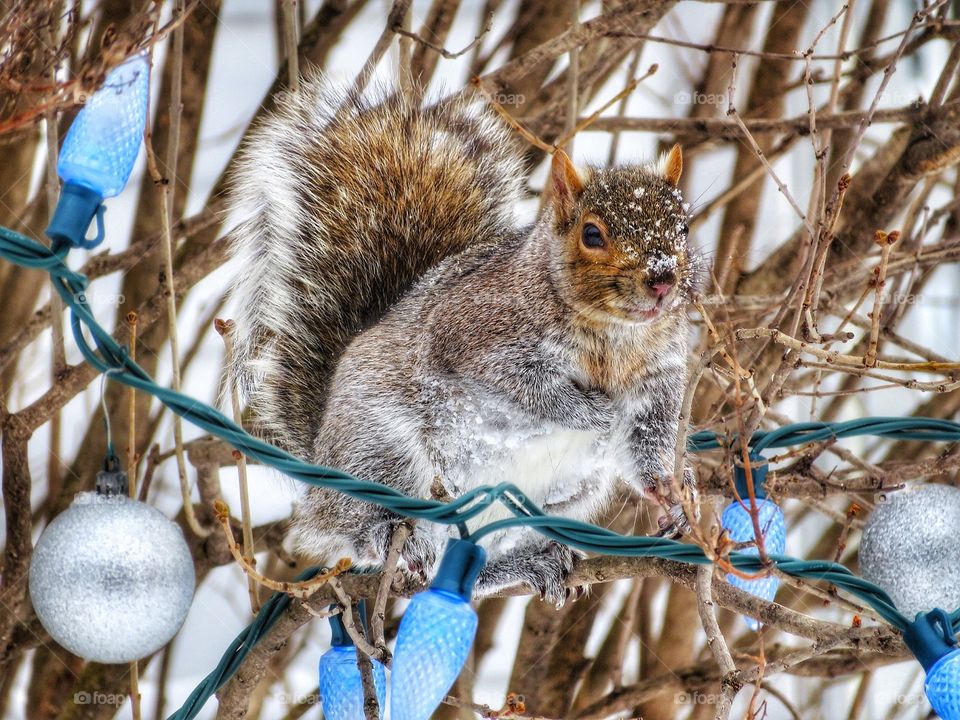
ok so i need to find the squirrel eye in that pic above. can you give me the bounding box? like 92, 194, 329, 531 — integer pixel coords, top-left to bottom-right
581, 223, 605, 249
682, 223, 690, 236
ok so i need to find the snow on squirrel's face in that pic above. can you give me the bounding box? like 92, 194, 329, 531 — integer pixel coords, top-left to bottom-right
552, 163, 704, 326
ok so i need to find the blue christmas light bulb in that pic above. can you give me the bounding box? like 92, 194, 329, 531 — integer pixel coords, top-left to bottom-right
722, 458, 786, 631
391, 538, 486, 720
47, 53, 150, 249
319, 612, 386, 720
903, 609, 960, 720
926, 649, 960, 720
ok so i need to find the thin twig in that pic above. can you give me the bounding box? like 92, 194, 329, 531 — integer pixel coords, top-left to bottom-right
443, 693, 537, 719
795, 359, 960, 392
583, 102, 929, 138
126, 309, 141, 720
216, 318, 260, 613
606, 47, 642, 166
125, 312, 140, 485
349, 0, 413, 96
735, 326, 960, 373
145, 0, 210, 538
605, 23, 946, 62
213, 499, 351, 597
695, 300, 751, 380
864, 230, 899, 367
695, 564, 740, 720
42, 22, 67, 531
830, 2, 945, 191
564, 0, 580, 155
281, 0, 299, 92
800, 3, 848, 261
470, 76, 554, 153
394, 12, 493, 60
369, 521, 411, 660
726, 54, 816, 239
555, 64, 658, 148
328, 577, 388, 663
691, 135, 798, 231
803, 173, 852, 340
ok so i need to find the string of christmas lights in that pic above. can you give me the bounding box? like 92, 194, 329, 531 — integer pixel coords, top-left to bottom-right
6, 217, 960, 718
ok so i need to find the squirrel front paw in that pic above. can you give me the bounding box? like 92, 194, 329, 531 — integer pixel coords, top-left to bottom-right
475, 541, 584, 609
656, 502, 692, 538
372, 520, 440, 582
642, 466, 700, 539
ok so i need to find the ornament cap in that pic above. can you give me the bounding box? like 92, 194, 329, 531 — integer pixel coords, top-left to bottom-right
329, 613, 351, 647
328, 601, 371, 647
46, 182, 105, 250
430, 538, 486, 601
734, 454, 768, 499
95, 455, 128, 496
903, 608, 959, 671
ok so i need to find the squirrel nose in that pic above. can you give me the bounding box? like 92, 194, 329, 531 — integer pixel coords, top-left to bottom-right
649, 282, 673, 299
646, 272, 676, 298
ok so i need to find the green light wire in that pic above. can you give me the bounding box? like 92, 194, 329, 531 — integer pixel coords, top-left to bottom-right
2, 225, 958, 720
167, 567, 322, 719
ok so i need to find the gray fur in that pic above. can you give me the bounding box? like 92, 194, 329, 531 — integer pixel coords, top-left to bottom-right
229, 77, 702, 606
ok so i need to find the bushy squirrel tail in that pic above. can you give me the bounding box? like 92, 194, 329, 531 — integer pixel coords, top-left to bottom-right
228, 76, 525, 458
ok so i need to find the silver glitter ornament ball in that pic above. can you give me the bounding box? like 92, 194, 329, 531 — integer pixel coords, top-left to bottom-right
29, 492, 195, 663
860, 484, 960, 619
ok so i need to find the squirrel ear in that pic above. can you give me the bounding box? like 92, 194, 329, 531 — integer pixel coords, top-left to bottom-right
662, 143, 683, 186
551, 148, 585, 223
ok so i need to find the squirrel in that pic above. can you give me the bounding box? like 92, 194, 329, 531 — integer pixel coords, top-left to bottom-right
228, 77, 703, 607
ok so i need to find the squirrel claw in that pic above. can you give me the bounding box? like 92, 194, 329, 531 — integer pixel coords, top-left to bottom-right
405, 561, 426, 582
535, 542, 578, 608
655, 503, 692, 539
540, 585, 567, 610
370, 519, 440, 584
533, 574, 568, 609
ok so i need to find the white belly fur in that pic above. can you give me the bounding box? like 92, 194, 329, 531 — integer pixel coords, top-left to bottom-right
451, 426, 621, 532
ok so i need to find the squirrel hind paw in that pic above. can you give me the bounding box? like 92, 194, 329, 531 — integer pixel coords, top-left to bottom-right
474, 541, 581, 609
535, 569, 573, 610
540, 541, 580, 607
